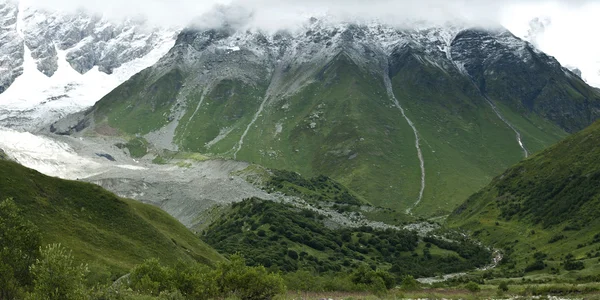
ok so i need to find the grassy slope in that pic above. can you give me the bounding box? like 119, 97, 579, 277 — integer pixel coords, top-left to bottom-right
448, 121, 600, 276
232, 54, 423, 211
93, 69, 184, 135
389, 56, 566, 215
0, 159, 224, 278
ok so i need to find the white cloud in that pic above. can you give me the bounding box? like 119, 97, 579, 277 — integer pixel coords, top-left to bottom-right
22, 0, 591, 29
502, 2, 600, 87
22, 0, 600, 87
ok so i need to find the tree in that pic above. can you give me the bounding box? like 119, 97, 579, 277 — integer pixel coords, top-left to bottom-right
0, 198, 41, 299
29, 244, 89, 300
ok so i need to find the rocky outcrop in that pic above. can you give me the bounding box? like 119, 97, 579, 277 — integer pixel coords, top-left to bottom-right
0, 1, 23, 93
17, 4, 173, 76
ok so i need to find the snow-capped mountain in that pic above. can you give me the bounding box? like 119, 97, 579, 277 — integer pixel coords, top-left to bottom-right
0, 0, 178, 130
51, 16, 599, 217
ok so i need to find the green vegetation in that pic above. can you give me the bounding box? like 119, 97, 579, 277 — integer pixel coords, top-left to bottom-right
203, 198, 491, 282
120, 255, 285, 300
0, 198, 40, 299
94, 69, 184, 135
86, 49, 583, 217
265, 169, 366, 206
0, 159, 224, 279
116, 137, 149, 158
449, 120, 600, 275
1, 211, 285, 300
30, 244, 89, 300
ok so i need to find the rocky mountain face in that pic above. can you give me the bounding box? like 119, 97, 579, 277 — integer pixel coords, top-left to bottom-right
0, 0, 177, 130
0, 1, 23, 94
55, 19, 600, 216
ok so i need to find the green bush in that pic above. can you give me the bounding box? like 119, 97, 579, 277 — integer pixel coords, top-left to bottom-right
129, 258, 174, 296
564, 259, 585, 271
215, 254, 286, 300
400, 275, 420, 291
29, 244, 89, 300
464, 281, 481, 293
350, 264, 395, 295
0, 198, 41, 299
125, 255, 285, 300
498, 281, 509, 292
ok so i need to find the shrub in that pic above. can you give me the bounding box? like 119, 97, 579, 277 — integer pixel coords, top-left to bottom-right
216, 254, 286, 300
29, 244, 89, 300
129, 258, 173, 296
498, 281, 509, 292
0, 198, 41, 299
400, 275, 420, 291
465, 281, 481, 293
524, 260, 545, 272
564, 259, 585, 271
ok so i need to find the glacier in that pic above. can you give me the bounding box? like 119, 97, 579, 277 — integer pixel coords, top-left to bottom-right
0, 0, 177, 130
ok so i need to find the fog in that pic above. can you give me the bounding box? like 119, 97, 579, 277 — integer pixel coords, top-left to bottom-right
23, 0, 600, 87
25, 0, 590, 29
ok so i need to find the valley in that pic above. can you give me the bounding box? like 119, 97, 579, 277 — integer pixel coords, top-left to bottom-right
2, 0, 600, 298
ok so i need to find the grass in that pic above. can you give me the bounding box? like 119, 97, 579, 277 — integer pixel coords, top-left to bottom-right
116, 137, 149, 158
0, 159, 224, 281
449, 120, 600, 275
94, 69, 184, 135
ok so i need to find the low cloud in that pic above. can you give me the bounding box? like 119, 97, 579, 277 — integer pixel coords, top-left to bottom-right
25, 0, 600, 87
25, 0, 594, 30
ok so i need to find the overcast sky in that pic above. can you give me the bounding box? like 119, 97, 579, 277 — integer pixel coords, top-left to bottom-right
23, 0, 600, 87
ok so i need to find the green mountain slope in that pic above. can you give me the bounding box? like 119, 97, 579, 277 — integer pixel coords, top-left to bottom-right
54, 24, 600, 217
0, 159, 224, 278
448, 121, 600, 276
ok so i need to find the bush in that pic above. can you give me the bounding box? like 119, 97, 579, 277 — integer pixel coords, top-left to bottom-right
216, 254, 286, 300
129, 258, 174, 296
524, 260, 545, 272
465, 281, 481, 293
126, 255, 286, 300
564, 259, 585, 271
400, 275, 420, 291
29, 244, 89, 300
0, 198, 41, 299
498, 281, 509, 292
350, 265, 395, 295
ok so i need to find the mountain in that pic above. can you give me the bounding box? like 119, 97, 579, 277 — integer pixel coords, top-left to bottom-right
53, 19, 600, 216
448, 120, 600, 275
0, 0, 176, 131
0, 158, 224, 277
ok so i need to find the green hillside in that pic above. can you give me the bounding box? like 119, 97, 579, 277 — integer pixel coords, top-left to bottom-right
0, 159, 224, 279
203, 198, 492, 279
449, 121, 600, 277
